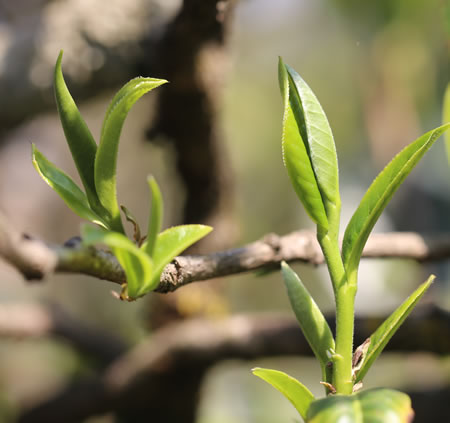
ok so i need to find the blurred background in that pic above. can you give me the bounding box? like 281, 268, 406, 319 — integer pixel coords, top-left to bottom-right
0, 0, 448, 422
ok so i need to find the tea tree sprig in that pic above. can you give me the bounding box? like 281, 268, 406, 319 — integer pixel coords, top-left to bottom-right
254, 58, 450, 422
33, 51, 212, 300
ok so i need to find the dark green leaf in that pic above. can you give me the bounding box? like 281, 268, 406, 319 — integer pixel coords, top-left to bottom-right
252, 367, 315, 420
342, 124, 450, 284
142, 225, 212, 292
32, 144, 107, 228
355, 275, 434, 383
307, 388, 413, 423
94, 77, 167, 233
281, 262, 335, 380
81, 225, 153, 299
144, 175, 163, 257
54, 51, 104, 216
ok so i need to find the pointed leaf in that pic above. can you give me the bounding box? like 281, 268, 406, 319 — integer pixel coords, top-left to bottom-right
443, 84, 450, 165
32, 144, 107, 228
141, 225, 212, 292
279, 58, 340, 229
281, 262, 335, 380
342, 124, 450, 284
144, 175, 163, 257
94, 77, 167, 233
81, 225, 153, 298
54, 51, 104, 216
354, 275, 434, 383
307, 388, 413, 423
252, 367, 315, 420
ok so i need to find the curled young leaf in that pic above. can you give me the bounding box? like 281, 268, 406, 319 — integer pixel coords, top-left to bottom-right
354, 275, 434, 383
54, 51, 104, 217
94, 77, 167, 233
443, 84, 450, 165
281, 262, 335, 383
252, 367, 315, 420
81, 225, 153, 299
279, 58, 340, 231
32, 144, 107, 228
342, 123, 450, 285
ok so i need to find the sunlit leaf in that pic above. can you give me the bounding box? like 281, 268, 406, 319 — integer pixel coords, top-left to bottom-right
32, 144, 107, 228
141, 225, 212, 292
443, 83, 450, 165
342, 124, 450, 284
54, 51, 104, 216
252, 367, 315, 420
354, 275, 434, 383
94, 77, 167, 233
144, 175, 163, 257
281, 262, 335, 381
279, 58, 340, 230
307, 388, 413, 423
81, 225, 153, 298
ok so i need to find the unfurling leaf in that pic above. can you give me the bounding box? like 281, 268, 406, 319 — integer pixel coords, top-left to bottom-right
278, 58, 340, 231
354, 275, 434, 383
144, 175, 163, 257
252, 367, 315, 420
94, 77, 167, 233
342, 123, 450, 285
443, 84, 450, 165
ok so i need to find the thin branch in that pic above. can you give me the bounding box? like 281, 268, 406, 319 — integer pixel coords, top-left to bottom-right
1, 212, 450, 292
17, 306, 450, 422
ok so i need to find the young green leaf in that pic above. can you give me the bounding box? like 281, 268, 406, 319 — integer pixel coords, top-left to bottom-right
81, 225, 153, 299
32, 144, 107, 228
443, 83, 450, 165
279, 58, 340, 230
144, 175, 163, 257
252, 367, 315, 420
342, 124, 450, 284
54, 51, 103, 216
306, 388, 413, 423
141, 225, 212, 292
281, 262, 335, 381
94, 77, 167, 233
354, 275, 434, 383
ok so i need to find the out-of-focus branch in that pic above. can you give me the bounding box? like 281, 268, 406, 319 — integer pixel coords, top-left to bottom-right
1, 212, 450, 292
0, 303, 126, 364
17, 306, 450, 422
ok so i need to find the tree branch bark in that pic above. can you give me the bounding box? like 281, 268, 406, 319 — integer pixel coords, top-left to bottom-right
1, 212, 450, 292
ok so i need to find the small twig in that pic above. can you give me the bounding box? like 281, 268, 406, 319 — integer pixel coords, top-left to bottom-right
1, 212, 450, 293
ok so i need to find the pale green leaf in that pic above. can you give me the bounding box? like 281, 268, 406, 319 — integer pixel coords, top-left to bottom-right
281, 262, 335, 381
144, 175, 163, 257
443, 84, 450, 165
32, 144, 107, 228
354, 275, 434, 383
81, 225, 153, 298
279, 59, 328, 229
342, 124, 450, 284
279, 58, 340, 230
252, 367, 315, 420
307, 388, 413, 423
142, 225, 212, 292
54, 51, 104, 217
94, 77, 167, 233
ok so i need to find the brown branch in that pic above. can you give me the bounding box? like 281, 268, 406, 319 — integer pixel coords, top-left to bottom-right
1, 212, 450, 292
17, 305, 450, 422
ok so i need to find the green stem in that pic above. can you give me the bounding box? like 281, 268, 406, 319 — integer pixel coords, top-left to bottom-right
318, 221, 355, 395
